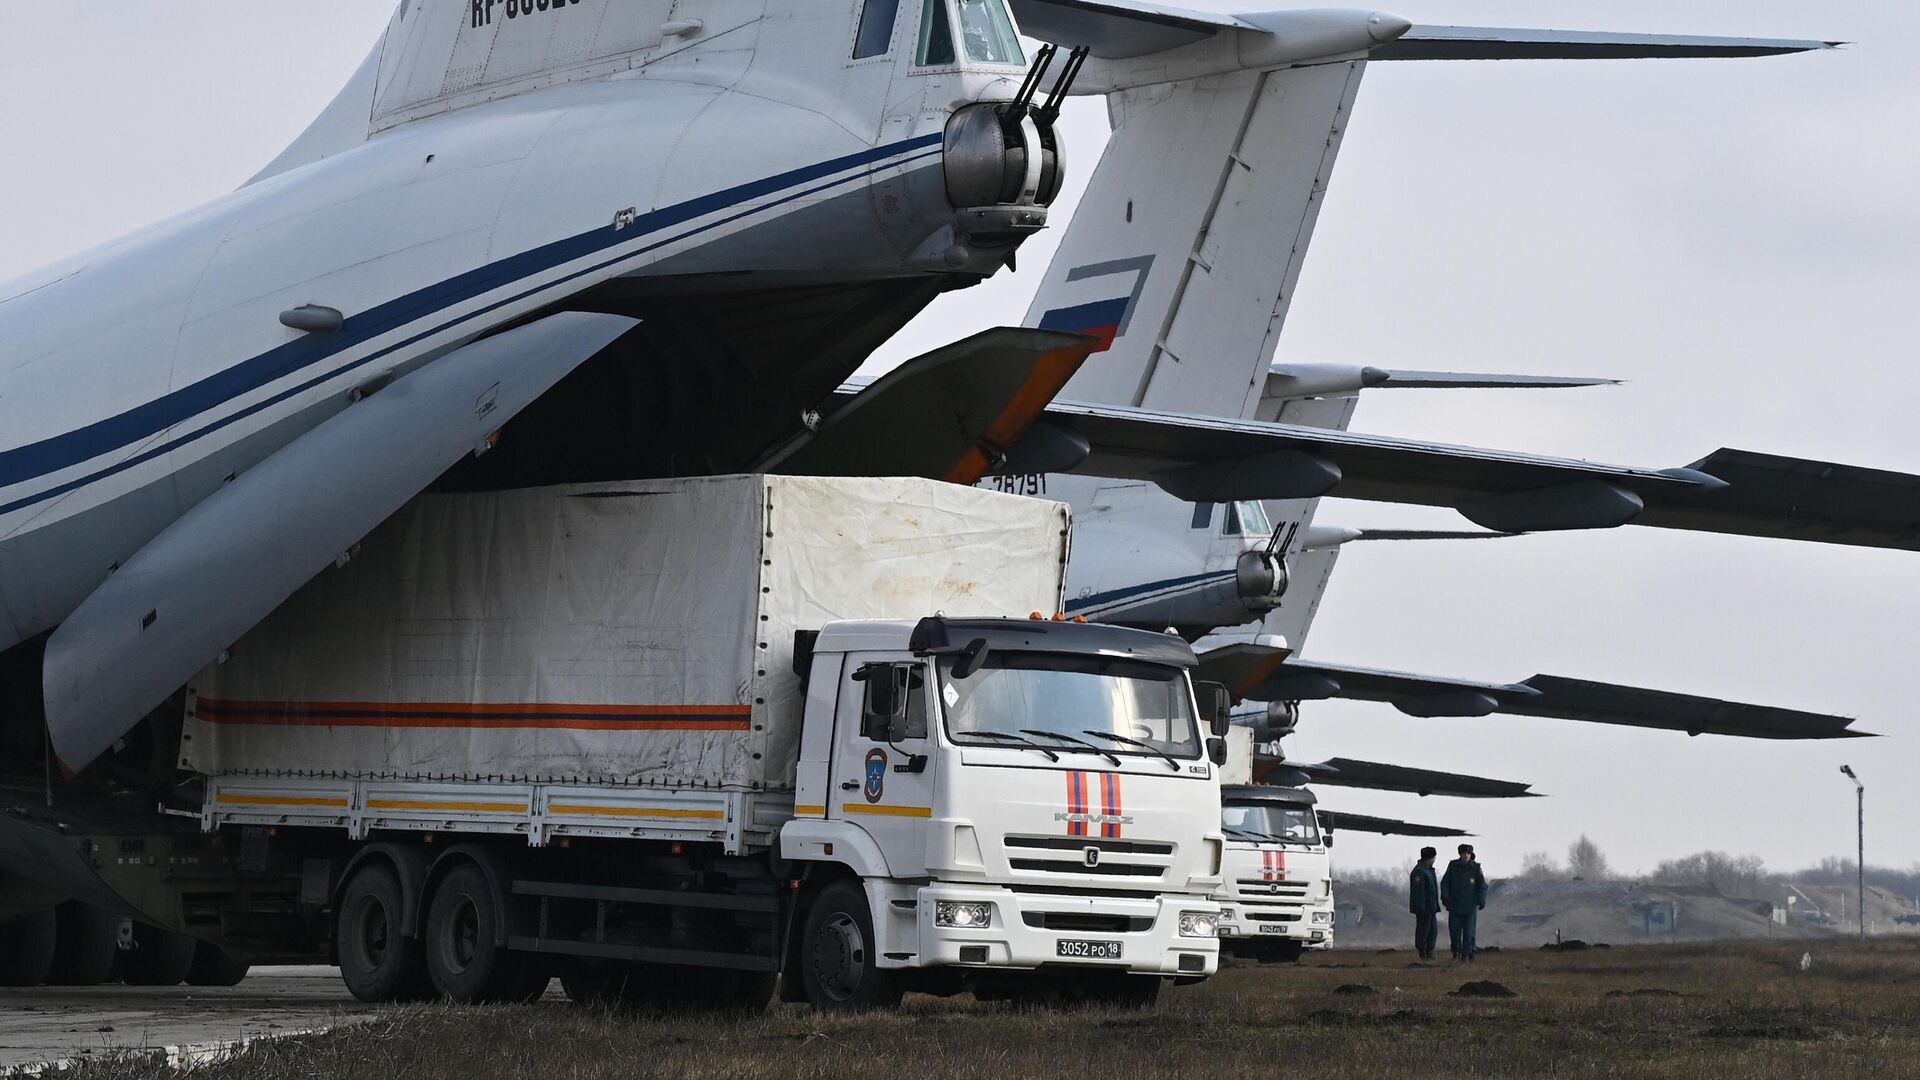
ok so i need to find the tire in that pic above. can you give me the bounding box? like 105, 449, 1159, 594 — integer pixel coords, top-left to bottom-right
423, 863, 516, 1004
121, 923, 197, 987
337, 863, 431, 1002
0, 910, 57, 986
45, 902, 119, 986
1082, 972, 1161, 1010
185, 943, 251, 987
798, 880, 900, 1012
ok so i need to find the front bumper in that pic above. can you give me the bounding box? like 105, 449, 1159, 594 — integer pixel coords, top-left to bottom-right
1217, 899, 1334, 944
914, 883, 1219, 977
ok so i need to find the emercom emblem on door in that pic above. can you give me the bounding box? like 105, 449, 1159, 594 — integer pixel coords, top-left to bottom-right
864, 748, 888, 803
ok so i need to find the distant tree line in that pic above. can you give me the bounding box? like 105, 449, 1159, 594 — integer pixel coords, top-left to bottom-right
1345, 836, 1920, 901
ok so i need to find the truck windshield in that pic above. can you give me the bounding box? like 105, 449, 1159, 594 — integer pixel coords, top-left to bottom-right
1222, 803, 1321, 845
940, 653, 1200, 760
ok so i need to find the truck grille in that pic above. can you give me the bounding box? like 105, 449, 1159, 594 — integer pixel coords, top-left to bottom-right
1234, 878, 1311, 897
1022, 912, 1155, 933
1004, 835, 1174, 879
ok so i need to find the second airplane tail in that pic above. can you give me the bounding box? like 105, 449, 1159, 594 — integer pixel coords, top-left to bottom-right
1027, 57, 1367, 420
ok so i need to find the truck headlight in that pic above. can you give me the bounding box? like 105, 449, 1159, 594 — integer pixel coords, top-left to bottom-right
1312, 910, 1332, 925
935, 901, 994, 928
1218, 908, 1236, 921
1179, 912, 1219, 938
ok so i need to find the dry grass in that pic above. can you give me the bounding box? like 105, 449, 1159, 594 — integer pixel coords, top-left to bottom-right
65, 939, 1920, 1079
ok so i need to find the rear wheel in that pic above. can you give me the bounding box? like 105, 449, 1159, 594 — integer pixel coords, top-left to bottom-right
185, 943, 251, 987
121, 924, 197, 986
45, 902, 119, 986
799, 881, 900, 1012
337, 863, 430, 1002
0, 910, 57, 986
423, 863, 517, 1004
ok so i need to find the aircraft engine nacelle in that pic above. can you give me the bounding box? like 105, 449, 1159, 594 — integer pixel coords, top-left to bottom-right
1235, 549, 1289, 611
944, 104, 1062, 246
1251, 701, 1300, 742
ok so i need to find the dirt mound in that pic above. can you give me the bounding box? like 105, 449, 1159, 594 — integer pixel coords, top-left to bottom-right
1332, 984, 1376, 995
1605, 988, 1682, 998
1450, 981, 1518, 998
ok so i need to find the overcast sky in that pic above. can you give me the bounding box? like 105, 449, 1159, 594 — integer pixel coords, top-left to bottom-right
3, 2, 1914, 882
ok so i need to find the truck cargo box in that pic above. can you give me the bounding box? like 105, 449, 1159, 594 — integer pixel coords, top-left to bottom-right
183, 475, 1069, 791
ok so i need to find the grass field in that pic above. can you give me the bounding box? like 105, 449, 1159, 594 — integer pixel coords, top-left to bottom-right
68, 939, 1920, 1079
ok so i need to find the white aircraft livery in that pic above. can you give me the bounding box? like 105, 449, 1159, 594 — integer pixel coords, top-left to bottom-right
0, 0, 1892, 780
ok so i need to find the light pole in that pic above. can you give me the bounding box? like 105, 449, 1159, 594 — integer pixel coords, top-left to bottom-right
1840, 765, 1864, 940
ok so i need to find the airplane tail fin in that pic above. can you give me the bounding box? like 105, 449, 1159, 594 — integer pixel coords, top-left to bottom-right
1027, 58, 1367, 419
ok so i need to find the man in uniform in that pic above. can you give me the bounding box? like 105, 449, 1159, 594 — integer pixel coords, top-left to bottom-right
1441, 843, 1489, 960
1408, 847, 1440, 960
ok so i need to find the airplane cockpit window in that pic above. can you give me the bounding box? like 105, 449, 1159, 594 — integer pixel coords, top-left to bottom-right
957, 0, 1024, 65
853, 0, 903, 58
1222, 500, 1272, 537
1190, 503, 1216, 530
917, 0, 957, 65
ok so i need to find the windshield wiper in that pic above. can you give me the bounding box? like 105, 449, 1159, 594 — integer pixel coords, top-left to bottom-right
959, 731, 1059, 761
1019, 729, 1121, 766
1223, 827, 1268, 843
1081, 730, 1181, 772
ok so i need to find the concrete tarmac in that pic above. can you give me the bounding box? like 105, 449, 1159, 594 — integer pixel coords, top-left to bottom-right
0, 966, 367, 1071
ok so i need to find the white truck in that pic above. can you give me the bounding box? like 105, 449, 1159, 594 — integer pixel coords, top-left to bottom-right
1213, 783, 1335, 962
100, 474, 1229, 1009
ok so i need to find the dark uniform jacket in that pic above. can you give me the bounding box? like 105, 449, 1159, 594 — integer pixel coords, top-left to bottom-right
1440, 858, 1488, 913
1409, 864, 1440, 914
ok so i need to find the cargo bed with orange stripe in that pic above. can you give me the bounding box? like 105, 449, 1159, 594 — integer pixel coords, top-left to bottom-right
203, 776, 796, 854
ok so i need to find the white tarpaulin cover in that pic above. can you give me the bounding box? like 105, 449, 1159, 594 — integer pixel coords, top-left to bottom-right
184, 475, 1068, 790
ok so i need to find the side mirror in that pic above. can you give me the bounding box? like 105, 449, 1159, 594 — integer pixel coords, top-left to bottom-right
857, 663, 911, 741
951, 637, 990, 680
1207, 737, 1228, 766
1194, 680, 1233, 737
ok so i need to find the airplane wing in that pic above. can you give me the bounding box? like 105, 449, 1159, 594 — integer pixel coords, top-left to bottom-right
766, 329, 1097, 484
1274, 758, 1539, 799
1371, 370, 1617, 390
1007, 0, 1260, 58
1319, 811, 1468, 839
1008, 4, 1834, 63
41, 312, 641, 774
1024, 399, 1920, 551
1372, 27, 1839, 62
1217, 650, 1870, 740
1265, 361, 1616, 400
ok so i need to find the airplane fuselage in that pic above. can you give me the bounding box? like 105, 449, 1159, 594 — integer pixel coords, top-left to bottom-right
0, 3, 1042, 651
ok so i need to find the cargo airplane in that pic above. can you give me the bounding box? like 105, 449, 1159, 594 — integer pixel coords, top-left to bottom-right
2, 0, 1904, 793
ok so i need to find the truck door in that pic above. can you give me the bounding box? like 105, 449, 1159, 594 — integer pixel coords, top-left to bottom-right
829, 654, 937, 877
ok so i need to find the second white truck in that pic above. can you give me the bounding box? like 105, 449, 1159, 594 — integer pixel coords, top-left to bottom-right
1214, 784, 1335, 962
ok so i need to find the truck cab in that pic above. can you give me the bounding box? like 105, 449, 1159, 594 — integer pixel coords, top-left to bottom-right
1214, 784, 1334, 962
784, 615, 1227, 1006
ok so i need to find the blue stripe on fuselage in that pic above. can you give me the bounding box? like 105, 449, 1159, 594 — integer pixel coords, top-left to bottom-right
1066, 569, 1235, 613
0, 133, 945, 508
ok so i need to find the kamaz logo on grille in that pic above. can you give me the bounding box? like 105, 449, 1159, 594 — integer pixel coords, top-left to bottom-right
1083, 846, 1101, 868
1054, 811, 1134, 827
